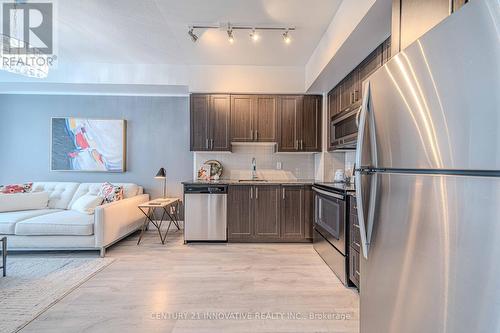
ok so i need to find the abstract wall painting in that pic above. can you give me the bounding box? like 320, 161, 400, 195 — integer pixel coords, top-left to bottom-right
51, 118, 126, 172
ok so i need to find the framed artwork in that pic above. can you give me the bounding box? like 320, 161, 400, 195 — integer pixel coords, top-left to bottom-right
51, 118, 126, 172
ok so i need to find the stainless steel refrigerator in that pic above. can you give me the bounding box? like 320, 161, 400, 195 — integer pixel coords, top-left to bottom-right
355, 1, 500, 332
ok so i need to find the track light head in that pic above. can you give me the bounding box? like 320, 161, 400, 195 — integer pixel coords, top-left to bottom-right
250, 28, 259, 42
282, 29, 291, 44
188, 27, 198, 42
227, 27, 234, 44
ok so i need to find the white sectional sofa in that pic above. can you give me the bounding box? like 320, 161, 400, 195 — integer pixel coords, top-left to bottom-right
0, 182, 149, 256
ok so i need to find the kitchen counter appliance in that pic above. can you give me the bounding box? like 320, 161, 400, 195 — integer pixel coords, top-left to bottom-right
312, 184, 350, 285
330, 107, 361, 150
184, 185, 227, 242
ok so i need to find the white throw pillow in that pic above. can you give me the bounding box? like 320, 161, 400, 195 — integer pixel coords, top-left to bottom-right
0, 192, 49, 212
71, 194, 104, 215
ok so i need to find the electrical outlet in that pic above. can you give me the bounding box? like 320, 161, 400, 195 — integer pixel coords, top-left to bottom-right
276, 162, 282, 170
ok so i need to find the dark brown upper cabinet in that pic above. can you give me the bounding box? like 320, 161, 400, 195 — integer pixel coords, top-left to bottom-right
190, 94, 210, 151
339, 71, 359, 113
192, 93, 319, 152
357, 45, 383, 97
328, 86, 341, 118
190, 94, 230, 151
327, 38, 389, 152
392, 0, 466, 57
277, 95, 322, 152
230, 95, 254, 142
338, 46, 382, 115
302, 95, 322, 152
277, 95, 303, 152
254, 95, 278, 142
382, 37, 392, 64
230, 95, 277, 143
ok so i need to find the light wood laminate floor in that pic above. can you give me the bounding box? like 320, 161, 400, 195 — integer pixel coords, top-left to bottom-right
21, 229, 359, 333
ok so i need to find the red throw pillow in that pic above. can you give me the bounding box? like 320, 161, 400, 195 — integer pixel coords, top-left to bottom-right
98, 182, 124, 203
0, 182, 33, 194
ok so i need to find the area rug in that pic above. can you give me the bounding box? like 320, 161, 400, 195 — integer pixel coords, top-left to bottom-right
0, 257, 115, 333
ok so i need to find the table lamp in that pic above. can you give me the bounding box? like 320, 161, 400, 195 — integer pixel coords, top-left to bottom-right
155, 168, 167, 198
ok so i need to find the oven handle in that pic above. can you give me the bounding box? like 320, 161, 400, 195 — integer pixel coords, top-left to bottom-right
312, 187, 344, 200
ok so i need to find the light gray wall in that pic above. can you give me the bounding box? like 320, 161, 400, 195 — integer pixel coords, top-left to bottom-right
0, 94, 192, 198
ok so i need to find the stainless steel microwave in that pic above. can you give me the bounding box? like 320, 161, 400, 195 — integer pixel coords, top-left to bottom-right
330, 106, 361, 151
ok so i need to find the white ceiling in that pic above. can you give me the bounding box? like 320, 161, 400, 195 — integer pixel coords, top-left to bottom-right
54, 0, 342, 66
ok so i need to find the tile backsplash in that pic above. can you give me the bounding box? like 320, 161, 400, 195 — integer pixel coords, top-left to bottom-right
322, 151, 356, 182
194, 145, 316, 180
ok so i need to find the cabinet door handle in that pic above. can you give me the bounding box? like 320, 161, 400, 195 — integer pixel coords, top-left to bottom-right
210, 139, 214, 149
206, 138, 209, 149
300, 140, 304, 150
282, 187, 285, 200
250, 187, 253, 199
255, 187, 258, 200
255, 130, 258, 140
295, 140, 298, 150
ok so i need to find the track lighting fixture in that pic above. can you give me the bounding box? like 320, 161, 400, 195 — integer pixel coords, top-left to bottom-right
187, 24, 294, 44
250, 28, 259, 42
282, 29, 291, 44
188, 27, 198, 42
227, 26, 234, 44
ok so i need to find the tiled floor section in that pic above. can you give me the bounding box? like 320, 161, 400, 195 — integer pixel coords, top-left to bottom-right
20, 229, 359, 333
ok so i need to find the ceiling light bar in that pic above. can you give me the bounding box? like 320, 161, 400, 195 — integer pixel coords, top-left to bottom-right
187, 23, 295, 43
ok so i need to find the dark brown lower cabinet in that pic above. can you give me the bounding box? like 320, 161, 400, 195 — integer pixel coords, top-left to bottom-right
349, 196, 360, 288
349, 248, 360, 288
227, 186, 253, 240
254, 186, 281, 240
281, 186, 304, 240
227, 185, 313, 242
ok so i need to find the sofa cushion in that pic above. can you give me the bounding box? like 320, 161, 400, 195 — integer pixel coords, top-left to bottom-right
71, 194, 103, 215
32, 182, 80, 209
68, 183, 139, 207
98, 182, 124, 203
0, 192, 49, 213
0, 209, 61, 234
0, 182, 33, 194
15, 210, 94, 236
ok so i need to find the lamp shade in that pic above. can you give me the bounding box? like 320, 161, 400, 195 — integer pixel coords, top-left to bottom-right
155, 167, 166, 179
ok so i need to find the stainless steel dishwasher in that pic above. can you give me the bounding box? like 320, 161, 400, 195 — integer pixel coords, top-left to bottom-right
183, 185, 227, 242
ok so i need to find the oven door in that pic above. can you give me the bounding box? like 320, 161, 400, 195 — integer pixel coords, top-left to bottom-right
313, 187, 346, 254
330, 107, 361, 150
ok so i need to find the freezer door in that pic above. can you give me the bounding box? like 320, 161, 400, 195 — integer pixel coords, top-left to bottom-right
366, 0, 500, 171
360, 173, 500, 333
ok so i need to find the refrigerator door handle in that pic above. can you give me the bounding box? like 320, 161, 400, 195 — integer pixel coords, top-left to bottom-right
355, 105, 362, 127
355, 80, 372, 259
